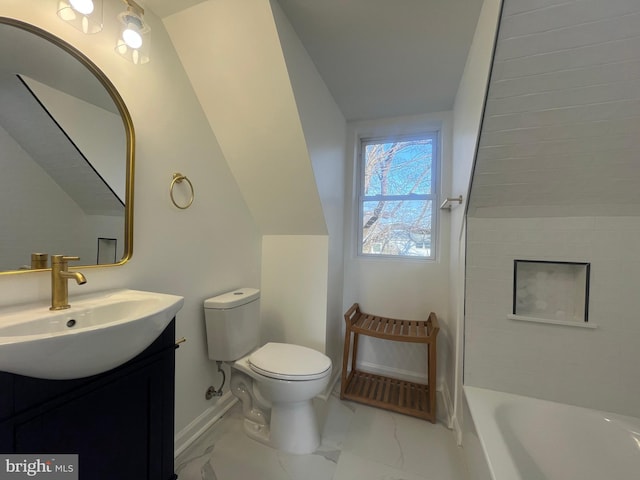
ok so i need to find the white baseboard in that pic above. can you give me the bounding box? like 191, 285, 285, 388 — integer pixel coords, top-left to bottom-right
318, 368, 341, 401
174, 391, 237, 458
452, 415, 462, 446
439, 381, 454, 429
358, 361, 427, 384
438, 381, 462, 444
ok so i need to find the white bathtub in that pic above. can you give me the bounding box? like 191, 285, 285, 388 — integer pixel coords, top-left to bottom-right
462, 386, 640, 480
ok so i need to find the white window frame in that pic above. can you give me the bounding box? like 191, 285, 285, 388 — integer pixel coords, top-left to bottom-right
357, 131, 439, 260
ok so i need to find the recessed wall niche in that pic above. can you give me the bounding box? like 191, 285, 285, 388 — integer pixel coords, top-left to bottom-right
511, 260, 591, 327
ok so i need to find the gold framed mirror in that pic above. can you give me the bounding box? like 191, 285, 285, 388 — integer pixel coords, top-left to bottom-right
0, 18, 134, 274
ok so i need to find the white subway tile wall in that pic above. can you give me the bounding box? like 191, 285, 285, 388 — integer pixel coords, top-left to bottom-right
465, 216, 640, 417
468, 0, 640, 218
465, 0, 640, 417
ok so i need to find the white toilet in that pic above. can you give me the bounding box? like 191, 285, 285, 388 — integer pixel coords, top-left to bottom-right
204, 288, 332, 454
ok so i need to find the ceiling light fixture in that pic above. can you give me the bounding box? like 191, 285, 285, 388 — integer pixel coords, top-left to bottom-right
57, 0, 104, 34
57, 0, 151, 65
115, 0, 151, 65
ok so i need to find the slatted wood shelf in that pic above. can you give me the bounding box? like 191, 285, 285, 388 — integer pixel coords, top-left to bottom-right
340, 303, 439, 422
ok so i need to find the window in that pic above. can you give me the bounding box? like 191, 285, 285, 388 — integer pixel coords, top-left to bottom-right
358, 133, 438, 259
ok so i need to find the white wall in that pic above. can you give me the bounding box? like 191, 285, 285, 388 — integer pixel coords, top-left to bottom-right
465, 216, 640, 418
166, 0, 347, 365
0, 125, 122, 269
271, 0, 347, 368
342, 113, 453, 397
0, 0, 261, 445
261, 235, 328, 352
85, 215, 125, 262
450, 0, 502, 438
163, 0, 326, 236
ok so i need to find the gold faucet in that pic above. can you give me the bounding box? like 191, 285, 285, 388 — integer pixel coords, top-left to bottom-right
50, 255, 87, 310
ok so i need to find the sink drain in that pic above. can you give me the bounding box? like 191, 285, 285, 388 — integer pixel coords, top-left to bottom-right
66, 319, 76, 328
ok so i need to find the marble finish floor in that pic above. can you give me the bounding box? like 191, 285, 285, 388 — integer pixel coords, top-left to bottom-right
175, 386, 468, 480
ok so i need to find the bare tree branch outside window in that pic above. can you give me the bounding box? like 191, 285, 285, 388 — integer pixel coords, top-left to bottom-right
360, 134, 436, 258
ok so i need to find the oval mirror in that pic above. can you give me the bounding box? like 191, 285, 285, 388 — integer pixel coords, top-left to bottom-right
0, 18, 134, 274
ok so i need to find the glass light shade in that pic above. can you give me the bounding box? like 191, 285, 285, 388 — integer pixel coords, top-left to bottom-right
116, 11, 151, 65
69, 0, 94, 15
57, 0, 103, 34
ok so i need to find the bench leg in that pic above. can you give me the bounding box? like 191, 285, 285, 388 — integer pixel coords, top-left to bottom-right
351, 332, 359, 373
428, 342, 437, 423
340, 328, 352, 399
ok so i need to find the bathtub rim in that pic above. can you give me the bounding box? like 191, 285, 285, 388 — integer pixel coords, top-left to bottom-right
464, 386, 521, 480
463, 385, 640, 480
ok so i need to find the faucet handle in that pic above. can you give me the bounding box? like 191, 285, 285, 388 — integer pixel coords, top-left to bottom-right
51, 255, 80, 265
30, 253, 48, 269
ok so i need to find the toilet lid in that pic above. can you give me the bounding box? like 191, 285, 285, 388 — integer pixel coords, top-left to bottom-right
248, 343, 331, 381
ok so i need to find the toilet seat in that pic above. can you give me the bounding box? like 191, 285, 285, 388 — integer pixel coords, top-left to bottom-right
248, 343, 331, 381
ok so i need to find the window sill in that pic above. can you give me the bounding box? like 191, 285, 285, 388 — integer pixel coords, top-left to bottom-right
507, 314, 597, 329
357, 253, 436, 263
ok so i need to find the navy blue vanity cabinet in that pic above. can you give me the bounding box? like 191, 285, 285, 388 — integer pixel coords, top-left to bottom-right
0, 320, 177, 480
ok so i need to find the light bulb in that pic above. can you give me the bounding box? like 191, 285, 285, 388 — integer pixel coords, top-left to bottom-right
115, 8, 151, 63
122, 23, 143, 49
69, 0, 94, 15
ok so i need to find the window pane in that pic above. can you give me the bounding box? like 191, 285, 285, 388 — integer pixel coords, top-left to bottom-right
364, 138, 433, 197
362, 200, 433, 257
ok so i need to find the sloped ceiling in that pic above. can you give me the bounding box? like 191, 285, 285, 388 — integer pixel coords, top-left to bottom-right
164, 0, 326, 235
276, 0, 484, 121
469, 0, 640, 218
140, 0, 205, 19
0, 74, 123, 216
146, 0, 483, 121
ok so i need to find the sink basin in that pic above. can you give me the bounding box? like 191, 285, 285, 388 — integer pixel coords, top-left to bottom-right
0, 289, 184, 379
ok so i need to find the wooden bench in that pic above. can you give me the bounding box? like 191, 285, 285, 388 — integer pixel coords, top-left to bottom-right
340, 303, 439, 422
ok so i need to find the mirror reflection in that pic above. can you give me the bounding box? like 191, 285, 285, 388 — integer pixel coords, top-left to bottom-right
0, 19, 133, 273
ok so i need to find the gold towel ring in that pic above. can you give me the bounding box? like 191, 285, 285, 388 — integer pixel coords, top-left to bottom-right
170, 173, 194, 209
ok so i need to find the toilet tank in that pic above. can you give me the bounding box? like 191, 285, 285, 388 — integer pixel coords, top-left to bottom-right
204, 288, 260, 361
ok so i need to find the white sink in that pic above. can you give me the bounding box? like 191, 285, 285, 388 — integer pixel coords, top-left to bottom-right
0, 289, 184, 379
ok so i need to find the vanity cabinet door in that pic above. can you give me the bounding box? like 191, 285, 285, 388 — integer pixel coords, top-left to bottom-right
0, 375, 12, 421
14, 362, 161, 479
0, 320, 176, 480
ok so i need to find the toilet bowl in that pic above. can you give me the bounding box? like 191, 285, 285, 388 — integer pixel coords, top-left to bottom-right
203, 288, 332, 455
231, 343, 331, 454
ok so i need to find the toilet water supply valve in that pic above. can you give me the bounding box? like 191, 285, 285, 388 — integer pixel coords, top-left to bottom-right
206, 361, 226, 399
174, 337, 224, 399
